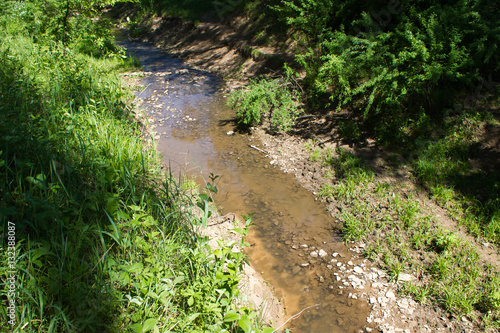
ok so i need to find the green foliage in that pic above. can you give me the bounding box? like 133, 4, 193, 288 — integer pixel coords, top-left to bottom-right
312, 138, 500, 324
0, 0, 124, 57
227, 76, 301, 131
0, 4, 270, 332
270, 0, 500, 140
411, 112, 500, 247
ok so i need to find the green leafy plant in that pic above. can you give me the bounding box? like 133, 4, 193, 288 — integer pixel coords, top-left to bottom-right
227, 75, 301, 131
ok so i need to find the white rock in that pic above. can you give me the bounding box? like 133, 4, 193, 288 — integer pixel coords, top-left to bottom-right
386, 290, 396, 299
347, 261, 354, 266
378, 296, 388, 304
318, 249, 328, 257
370, 296, 377, 304
353, 266, 364, 274
332, 252, 339, 257
226, 131, 234, 135
398, 273, 413, 282
310, 251, 318, 258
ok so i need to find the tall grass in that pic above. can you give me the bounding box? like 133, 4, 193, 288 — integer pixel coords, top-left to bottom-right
0, 8, 267, 332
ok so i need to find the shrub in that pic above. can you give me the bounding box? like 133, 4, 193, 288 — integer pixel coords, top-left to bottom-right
227, 77, 301, 131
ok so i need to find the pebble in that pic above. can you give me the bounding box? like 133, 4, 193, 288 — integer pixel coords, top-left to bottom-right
310, 251, 318, 258
318, 249, 328, 257
398, 299, 409, 309
398, 273, 413, 282
386, 290, 396, 299
300, 263, 310, 267
332, 252, 339, 257
353, 266, 364, 274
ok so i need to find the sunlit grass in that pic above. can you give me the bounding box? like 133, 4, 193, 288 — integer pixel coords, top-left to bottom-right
0, 19, 267, 333
308, 143, 500, 326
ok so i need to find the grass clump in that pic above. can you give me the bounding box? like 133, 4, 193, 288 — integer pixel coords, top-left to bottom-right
315, 148, 373, 202
227, 74, 301, 132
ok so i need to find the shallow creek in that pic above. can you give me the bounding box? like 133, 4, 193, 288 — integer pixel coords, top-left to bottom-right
118, 40, 371, 332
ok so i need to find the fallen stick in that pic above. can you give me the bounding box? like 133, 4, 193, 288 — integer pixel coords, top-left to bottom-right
271, 303, 321, 333
249, 144, 267, 154
296, 115, 316, 121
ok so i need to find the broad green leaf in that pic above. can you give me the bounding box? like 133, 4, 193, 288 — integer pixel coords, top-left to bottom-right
223, 311, 240, 322
142, 318, 157, 332
187, 313, 200, 322
173, 276, 185, 285
129, 323, 142, 333
238, 315, 252, 333
124, 263, 143, 274
106, 197, 119, 214
231, 228, 245, 235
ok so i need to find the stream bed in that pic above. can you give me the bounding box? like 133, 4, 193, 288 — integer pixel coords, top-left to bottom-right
118, 40, 372, 332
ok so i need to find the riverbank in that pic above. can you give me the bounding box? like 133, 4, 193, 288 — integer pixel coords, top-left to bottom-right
119, 66, 287, 329
112, 6, 500, 332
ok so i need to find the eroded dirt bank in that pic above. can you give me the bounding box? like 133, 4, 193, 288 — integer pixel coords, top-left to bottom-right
114, 9, 499, 333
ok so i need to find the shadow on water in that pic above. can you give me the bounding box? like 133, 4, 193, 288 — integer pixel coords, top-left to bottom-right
117, 39, 372, 332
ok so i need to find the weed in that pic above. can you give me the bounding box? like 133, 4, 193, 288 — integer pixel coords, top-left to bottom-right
341, 212, 366, 242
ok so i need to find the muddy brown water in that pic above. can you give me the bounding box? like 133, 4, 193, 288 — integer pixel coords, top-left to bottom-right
118, 40, 371, 332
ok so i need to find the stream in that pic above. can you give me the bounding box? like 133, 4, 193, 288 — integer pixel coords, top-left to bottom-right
117, 40, 372, 332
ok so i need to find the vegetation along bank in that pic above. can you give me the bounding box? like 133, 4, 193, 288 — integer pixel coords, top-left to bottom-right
0, 1, 274, 332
